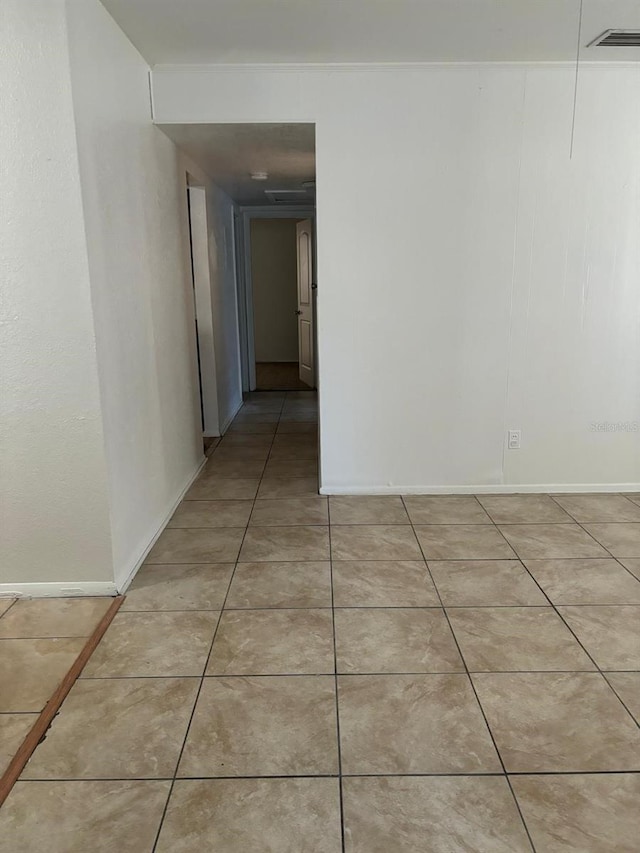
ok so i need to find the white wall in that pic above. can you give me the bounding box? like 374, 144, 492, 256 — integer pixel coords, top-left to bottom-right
152, 63, 640, 492
0, 0, 114, 590
65, 0, 205, 588
251, 218, 299, 362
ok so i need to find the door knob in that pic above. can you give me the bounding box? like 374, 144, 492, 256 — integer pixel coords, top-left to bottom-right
295, 310, 302, 315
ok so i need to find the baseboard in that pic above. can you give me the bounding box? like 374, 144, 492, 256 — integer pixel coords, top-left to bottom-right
319, 482, 640, 495
0, 581, 118, 599
219, 398, 244, 435
114, 456, 207, 593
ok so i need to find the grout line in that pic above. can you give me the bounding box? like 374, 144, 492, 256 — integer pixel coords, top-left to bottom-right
401, 495, 538, 853
151, 393, 285, 852
327, 496, 347, 853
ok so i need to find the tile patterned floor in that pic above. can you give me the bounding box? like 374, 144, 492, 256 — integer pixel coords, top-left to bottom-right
1, 392, 639, 851
0, 598, 114, 777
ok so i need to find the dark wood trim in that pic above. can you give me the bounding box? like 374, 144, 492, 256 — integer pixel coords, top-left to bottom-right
0, 595, 124, 806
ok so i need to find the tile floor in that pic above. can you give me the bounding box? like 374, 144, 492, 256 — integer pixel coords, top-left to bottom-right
0, 597, 114, 777
1, 391, 639, 851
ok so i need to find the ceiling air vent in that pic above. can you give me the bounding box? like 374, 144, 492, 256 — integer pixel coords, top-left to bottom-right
588, 29, 640, 47
265, 190, 308, 204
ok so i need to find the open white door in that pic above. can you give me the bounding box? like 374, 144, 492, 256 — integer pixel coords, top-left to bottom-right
296, 219, 314, 388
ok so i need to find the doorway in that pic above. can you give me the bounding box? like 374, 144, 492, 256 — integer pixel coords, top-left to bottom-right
248, 216, 315, 391
240, 208, 316, 392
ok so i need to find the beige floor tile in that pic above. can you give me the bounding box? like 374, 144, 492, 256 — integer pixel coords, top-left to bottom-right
278, 413, 318, 424
624, 493, 640, 506
208, 445, 270, 462
121, 563, 234, 611
184, 477, 260, 500
271, 433, 317, 447
146, 527, 245, 563
331, 526, 422, 561
238, 401, 283, 414
263, 459, 318, 478
498, 524, 607, 559
477, 494, 573, 524
552, 493, 640, 522
524, 558, 640, 604
226, 561, 332, 608
472, 672, 640, 772
268, 444, 317, 460
233, 411, 280, 424
338, 674, 500, 774
178, 676, 338, 777
82, 611, 219, 677
257, 476, 319, 499
276, 422, 318, 434
226, 422, 276, 435
429, 559, 547, 606
557, 605, 639, 670
0, 638, 85, 712
619, 558, 640, 579
447, 607, 595, 671
414, 525, 516, 560
249, 497, 328, 526
239, 526, 329, 561
403, 495, 490, 524
332, 560, 439, 607
329, 496, 409, 525
207, 609, 334, 674
343, 776, 531, 853
203, 458, 266, 478
511, 774, 639, 853
0, 714, 38, 776
582, 523, 640, 557
218, 433, 274, 447
604, 673, 640, 722
335, 608, 463, 673
168, 500, 253, 528
0, 780, 170, 853
0, 599, 15, 618
156, 778, 341, 853
0, 598, 112, 639
22, 678, 198, 779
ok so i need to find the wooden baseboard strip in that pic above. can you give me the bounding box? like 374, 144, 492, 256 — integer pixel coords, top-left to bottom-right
0, 595, 125, 807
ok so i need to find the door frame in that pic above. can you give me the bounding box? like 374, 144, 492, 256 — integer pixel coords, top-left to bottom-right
236, 205, 315, 392
185, 176, 221, 438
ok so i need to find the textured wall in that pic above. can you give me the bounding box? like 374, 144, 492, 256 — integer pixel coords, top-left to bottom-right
0, 0, 113, 586
152, 64, 640, 492
65, 0, 204, 587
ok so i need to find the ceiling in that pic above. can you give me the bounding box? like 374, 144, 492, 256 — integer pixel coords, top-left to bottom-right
101, 0, 640, 64
158, 123, 316, 205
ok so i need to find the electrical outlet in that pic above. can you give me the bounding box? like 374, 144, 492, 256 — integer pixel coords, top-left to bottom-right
508, 429, 521, 450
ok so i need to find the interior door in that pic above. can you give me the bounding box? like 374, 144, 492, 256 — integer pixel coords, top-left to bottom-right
296, 219, 314, 387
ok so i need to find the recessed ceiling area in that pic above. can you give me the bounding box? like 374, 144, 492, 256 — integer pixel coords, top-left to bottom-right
157, 123, 315, 205
101, 0, 640, 65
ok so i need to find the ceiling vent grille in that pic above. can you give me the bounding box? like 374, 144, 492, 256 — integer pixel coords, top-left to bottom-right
588, 29, 640, 47
264, 190, 309, 204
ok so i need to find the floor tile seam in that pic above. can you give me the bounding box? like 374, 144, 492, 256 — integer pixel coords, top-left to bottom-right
326, 494, 347, 853
151, 404, 281, 852
400, 495, 538, 852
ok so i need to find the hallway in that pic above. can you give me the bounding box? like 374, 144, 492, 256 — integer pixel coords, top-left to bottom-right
1, 391, 639, 851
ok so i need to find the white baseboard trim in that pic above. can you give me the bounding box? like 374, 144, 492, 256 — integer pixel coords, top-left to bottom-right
219, 399, 244, 435
0, 581, 118, 599
114, 456, 207, 593
320, 483, 640, 495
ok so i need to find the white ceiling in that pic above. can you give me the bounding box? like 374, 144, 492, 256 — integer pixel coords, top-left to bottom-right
158, 123, 316, 205
101, 0, 640, 65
